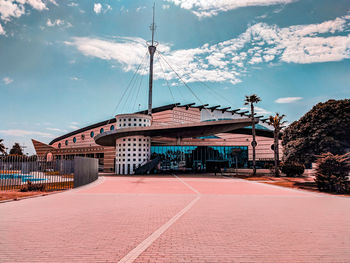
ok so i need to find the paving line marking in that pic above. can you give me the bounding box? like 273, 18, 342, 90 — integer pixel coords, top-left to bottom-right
118, 174, 201, 263
172, 174, 201, 195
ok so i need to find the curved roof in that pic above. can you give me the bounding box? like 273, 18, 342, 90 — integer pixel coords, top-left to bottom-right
95, 118, 255, 146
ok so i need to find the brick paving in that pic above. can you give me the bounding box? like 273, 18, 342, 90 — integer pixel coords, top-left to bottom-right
0, 176, 349, 262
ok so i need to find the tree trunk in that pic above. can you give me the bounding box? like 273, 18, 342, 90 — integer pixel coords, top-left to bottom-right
251, 103, 256, 176
274, 129, 279, 177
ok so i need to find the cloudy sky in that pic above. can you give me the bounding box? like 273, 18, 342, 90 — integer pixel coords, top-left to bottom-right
1, 0, 350, 154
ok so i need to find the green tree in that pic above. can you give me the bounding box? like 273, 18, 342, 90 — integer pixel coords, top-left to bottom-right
9, 143, 23, 155
0, 139, 6, 155
268, 113, 287, 176
282, 99, 350, 165
244, 94, 261, 176
315, 152, 349, 193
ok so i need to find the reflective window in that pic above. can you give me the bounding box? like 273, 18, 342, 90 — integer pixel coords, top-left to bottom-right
150, 145, 248, 172
90, 131, 94, 137
58, 143, 61, 148
73, 137, 77, 143
110, 125, 115, 130
65, 140, 68, 146
100, 128, 104, 134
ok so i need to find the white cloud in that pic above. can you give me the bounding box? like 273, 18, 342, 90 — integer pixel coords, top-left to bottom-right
67, 15, 350, 85
69, 125, 79, 130
136, 6, 146, 12
67, 2, 78, 7
3, 77, 13, 84
70, 76, 80, 81
0, 23, 5, 35
241, 106, 271, 115
166, 0, 296, 17
0, 129, 53, 138
70, 121, 79, 125
47, 18, 64, 27
0, 0, 51, 22
275, 97, 303, 103
162, 4, 170, 10
46, 127, 67, 132
93, 3, 102, 14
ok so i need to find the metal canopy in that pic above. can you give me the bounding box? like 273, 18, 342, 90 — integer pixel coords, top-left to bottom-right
94, 118, 256, 147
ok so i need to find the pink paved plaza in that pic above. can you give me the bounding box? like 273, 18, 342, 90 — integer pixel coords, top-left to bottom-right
1, 176, 349, 262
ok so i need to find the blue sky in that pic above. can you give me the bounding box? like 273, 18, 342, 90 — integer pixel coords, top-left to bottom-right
0, 0, 349, 154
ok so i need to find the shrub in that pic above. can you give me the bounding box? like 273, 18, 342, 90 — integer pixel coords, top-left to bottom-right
20, 181, 46, 192
281, 161, 305, 177
315, 152, 350, 193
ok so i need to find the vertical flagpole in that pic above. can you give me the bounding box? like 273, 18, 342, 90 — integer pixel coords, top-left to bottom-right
148, 3, 156, 116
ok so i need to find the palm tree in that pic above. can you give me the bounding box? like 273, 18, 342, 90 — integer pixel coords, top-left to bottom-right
0, 139, 6, 155
244, 94, 261, 176
268, 113, 287, 176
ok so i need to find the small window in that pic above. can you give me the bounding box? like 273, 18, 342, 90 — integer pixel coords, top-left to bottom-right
110, 125, 115, 130
128, 118, 131, 121
100, 128, 104, 134
73, 137, 77, 143
134, 118, 136, 121
58, 143, 61, 148
81, 134, 85, 140
65, 140, 68, 146
90, 131, 94, 138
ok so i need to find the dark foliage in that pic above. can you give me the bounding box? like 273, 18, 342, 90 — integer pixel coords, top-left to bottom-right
281, 161, 305, 177
315, 152, 350, 193
20, 181, 46, 192
9, 143, 23, 155
0, 139, 5, 155
282, 99, 350, 164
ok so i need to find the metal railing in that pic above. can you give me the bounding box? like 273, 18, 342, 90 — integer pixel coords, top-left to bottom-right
0, 155, 74, 191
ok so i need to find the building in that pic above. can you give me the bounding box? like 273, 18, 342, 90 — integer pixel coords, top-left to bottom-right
32, 102, 282, 174
32, 10, 282, 174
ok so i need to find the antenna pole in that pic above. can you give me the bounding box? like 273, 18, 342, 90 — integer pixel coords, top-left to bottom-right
148, 3, 156, 116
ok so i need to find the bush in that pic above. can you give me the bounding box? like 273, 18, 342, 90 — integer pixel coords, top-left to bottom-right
281, 161, 305, 177
315, 152, 350, 193
20, 181, 46, 192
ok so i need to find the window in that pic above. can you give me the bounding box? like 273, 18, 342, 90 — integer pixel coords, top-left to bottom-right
58, 143, 61, 148
110, 125, 115, 130
81, 134, 85, 140
100, 128, 104, 134
65, 140, 68, 146
73, 137, 77, 143
90, 131, 94, 138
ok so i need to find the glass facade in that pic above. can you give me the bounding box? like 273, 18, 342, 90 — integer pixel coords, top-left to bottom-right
151, 145, 248, 172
